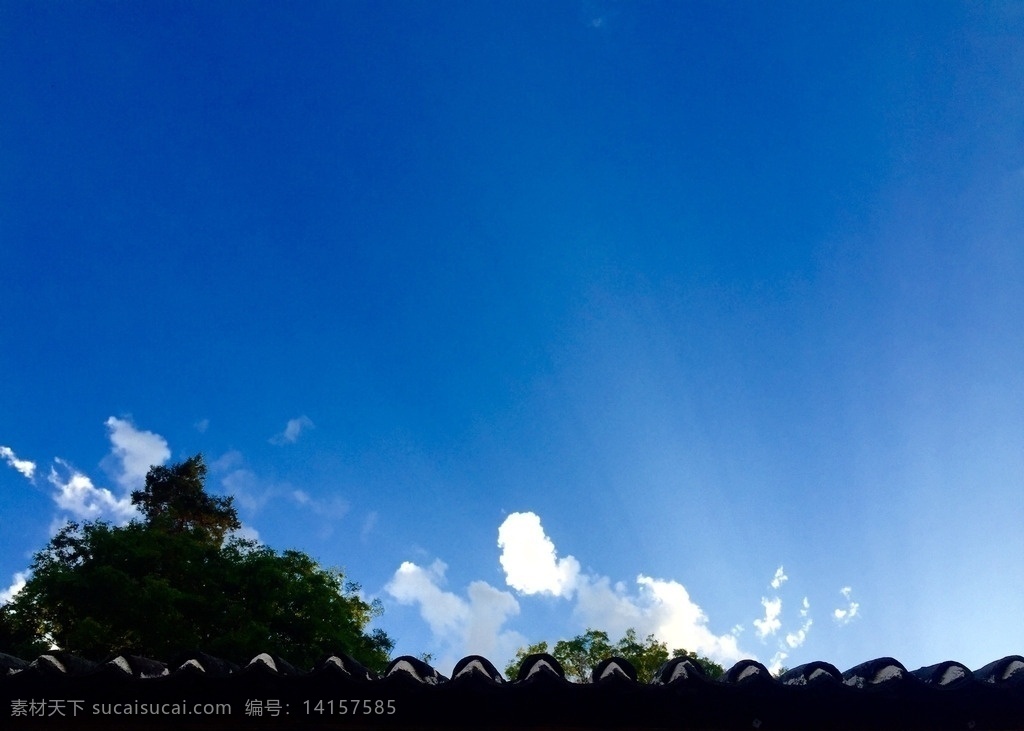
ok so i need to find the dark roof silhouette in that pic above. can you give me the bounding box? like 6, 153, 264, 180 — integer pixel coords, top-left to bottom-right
2, 650, 1023, 729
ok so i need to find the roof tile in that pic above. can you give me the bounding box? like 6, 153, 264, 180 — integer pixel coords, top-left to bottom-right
2, 650, 1023, 728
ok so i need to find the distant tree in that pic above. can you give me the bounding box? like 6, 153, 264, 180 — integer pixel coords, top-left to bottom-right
505, 628, 725, 683
1, 455, 393, 671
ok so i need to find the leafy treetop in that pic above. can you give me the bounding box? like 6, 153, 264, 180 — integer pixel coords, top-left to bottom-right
130, 454, 239, 544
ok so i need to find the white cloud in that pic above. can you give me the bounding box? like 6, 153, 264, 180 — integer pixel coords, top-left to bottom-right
785, 619, 812, 649
833, 586, 860, 624
102, 416, 171, 491
0, 570, 29, 605
1, 445, 36, 480
48, 460, 138, 524
269, 416, 314, 445
385, 559, 525, 672
753, 596, 783, 638
497, 512, 581, 598
770, 565, 788, 589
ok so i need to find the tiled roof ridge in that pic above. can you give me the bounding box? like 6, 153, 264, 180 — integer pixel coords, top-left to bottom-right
2, 649, 1023, 686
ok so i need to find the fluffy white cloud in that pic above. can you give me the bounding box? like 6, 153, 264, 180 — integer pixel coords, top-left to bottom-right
270, 416, 314, 445
48, 460, 138, 523
497, 512, 581, 597
1, 446, 36, 480
833, 587, 860, 624
496, 512, 749, 666
103, 416, 170, 490
770, 566, 788, 589
0, 571, 29, 605
385, 559, 525, 672
753, 596, 783, 638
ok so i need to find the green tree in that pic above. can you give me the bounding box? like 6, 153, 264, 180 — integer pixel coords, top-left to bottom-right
131, 454, 239, 544
505, 628, 725, 683
1, 455, 393, 671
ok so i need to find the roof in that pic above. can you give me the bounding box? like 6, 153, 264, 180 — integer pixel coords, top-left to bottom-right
3, 650, 1023, 730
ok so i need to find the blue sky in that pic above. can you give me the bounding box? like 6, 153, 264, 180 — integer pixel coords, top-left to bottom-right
2, 1, 1023, 676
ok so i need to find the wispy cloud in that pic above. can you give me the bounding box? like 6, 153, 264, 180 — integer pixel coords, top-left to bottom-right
360, 511, 378, 543
385, 559, 525, 673
194, 418, 210, 433
833, 586, 860, 624
269, 416, 314, 445
290, 489, 348, 520
220, 466, 274, 513
102, 416, 170, 491
1, 445, 36, 481
48, 459, 138, 523
770, 565, 788, 589
0, 571, 29, 605
785, 598, 813, 649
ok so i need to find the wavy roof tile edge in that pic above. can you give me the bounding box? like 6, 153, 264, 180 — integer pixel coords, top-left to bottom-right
3, 650, 1023, 687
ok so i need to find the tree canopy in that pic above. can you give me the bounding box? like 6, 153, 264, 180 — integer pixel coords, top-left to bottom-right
130, 454, 239, 544
503, 628, 725, 682
0, 455, 393, 671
